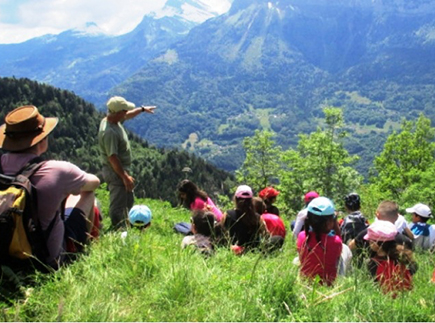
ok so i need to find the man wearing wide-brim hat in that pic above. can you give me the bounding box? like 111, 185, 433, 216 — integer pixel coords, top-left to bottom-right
98, 96, 156, 229
0, 105, 100, 269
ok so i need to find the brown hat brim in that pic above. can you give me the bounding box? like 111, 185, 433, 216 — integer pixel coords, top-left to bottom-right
0, 117, 59, 151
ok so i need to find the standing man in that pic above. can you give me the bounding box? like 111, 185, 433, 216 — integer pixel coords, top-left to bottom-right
0, 105, 100, 269
98, 96, 156, 229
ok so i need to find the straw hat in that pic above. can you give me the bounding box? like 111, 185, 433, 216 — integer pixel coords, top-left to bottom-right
0, 105, 58, 151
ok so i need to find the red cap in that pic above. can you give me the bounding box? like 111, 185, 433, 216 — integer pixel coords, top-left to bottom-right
259, 187, 280, 199
304, 191, 319, 204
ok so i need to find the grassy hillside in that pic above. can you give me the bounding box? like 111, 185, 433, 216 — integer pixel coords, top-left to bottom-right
1, 189, 434, 322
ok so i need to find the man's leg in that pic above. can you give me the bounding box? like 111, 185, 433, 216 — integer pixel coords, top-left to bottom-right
64, 192, 96, 238
64, 192, 96, 254
108, 183, 131, 229
103, 167, 132, 230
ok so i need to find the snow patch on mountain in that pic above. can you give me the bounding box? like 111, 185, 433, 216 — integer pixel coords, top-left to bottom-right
154, 0, 233, 23
71, 22, 106, 37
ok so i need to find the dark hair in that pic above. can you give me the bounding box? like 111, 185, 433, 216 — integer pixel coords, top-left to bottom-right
252, 197, 266, 215
344, 193, 361, 211
177, 179, 208, 209
371, 240, 414, 266
304, 211, 334, 246
191, 210, 216, 237
415, 214, 430, 223
235, 197, 260, 231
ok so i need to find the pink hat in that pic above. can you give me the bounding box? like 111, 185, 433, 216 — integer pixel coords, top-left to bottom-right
364, 220, 397, 242
304, 191, 319, 204
235, 185, 253, 199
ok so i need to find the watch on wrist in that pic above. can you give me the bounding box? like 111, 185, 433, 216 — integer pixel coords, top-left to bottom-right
141, 106, 145, 112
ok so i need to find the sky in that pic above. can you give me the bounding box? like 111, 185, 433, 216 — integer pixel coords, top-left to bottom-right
0, 0, 232, 44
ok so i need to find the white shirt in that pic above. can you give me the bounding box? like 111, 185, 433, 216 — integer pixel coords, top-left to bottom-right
395, 214, 409, 234
293, 208, 308, 239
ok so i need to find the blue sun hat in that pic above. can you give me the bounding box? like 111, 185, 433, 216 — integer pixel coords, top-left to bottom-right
307, 197, 335, 216
128, 205, 152, 227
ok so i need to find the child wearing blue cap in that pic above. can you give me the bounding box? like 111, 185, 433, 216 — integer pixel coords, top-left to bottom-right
128, 205, 152, 230
296, 197, 342, 285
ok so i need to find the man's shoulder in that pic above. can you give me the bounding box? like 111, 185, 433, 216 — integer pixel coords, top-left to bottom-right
43, 159, 77, 168
40, 160, 85, 176
99, 118, 119, 131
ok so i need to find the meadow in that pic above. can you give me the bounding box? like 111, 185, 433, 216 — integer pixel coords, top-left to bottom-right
1, 190, 435, 322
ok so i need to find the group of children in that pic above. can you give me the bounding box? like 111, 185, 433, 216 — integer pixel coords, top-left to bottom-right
132, 179, 434, 297
297, 193, 433, 296
176, 180, 286, 255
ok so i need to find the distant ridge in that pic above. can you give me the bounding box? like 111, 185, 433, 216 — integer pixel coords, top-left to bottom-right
1, 0, 435, 177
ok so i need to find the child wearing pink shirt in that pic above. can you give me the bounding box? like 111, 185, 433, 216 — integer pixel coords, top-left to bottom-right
177, 179, 223, 221
297, 197, 342, 286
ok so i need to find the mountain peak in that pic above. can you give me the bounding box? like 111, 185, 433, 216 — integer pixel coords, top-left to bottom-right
153, 0, 232, 23
70, 22, 106, 37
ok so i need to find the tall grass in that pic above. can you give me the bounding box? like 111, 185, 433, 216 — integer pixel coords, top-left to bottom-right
1, 194, 435, 321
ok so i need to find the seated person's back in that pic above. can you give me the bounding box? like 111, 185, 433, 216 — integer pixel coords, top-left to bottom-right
297, 197, 342, 286
364, 221, 414, 295
340, 193, 368, 244
0, 105, 100, 268
349, 201, 416, 274
222, 185, 265, 249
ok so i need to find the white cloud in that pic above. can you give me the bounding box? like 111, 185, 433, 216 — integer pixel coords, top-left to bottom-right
0, 0, 231, 44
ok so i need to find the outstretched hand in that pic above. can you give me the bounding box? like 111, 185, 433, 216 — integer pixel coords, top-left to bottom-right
142, 106, 157, 114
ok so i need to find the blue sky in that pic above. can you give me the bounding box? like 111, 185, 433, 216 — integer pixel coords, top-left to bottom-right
0, 0, 231, 44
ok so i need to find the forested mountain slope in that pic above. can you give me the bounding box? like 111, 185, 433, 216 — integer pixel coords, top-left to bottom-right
1, 0, 434, 177
114, 0, 435, 175
0, 77, 234, 205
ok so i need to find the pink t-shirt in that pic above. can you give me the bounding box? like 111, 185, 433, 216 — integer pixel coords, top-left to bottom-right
1, 153, 89, 266
190, 196, 223, 222
261, 213, 286, 238
297, 231, 342, 285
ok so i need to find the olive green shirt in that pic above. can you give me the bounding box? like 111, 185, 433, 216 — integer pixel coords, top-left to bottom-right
98, 118, 131, 170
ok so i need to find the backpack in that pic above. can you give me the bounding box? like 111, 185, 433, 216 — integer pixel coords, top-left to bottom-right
173, 222, 192, 235
0, 158, 54, 267
341, 213, 369, 243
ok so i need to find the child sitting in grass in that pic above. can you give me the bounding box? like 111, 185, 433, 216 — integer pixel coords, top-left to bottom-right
340, 192, 369, 244
364, 220, 415, 296
259, 186, 280, 216
181, 210, 220, 255
297, 197, 342, 286
128, 204, 152, 230
405, 203, 435, 251
177, 179, 223, 222
253, 197, 286, 251
221, 185, 267, 255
